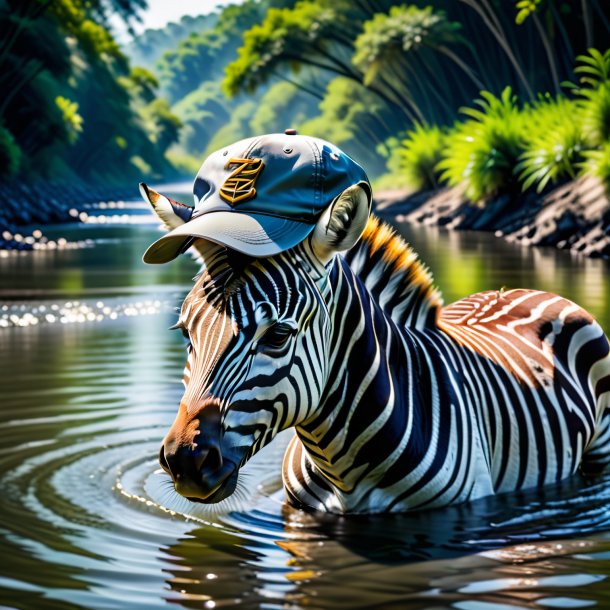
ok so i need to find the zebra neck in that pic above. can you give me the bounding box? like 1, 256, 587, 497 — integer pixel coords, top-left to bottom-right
293, 259, 430, 508
343, 216, 442, 330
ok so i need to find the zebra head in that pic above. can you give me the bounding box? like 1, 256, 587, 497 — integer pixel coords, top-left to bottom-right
143, 183, 370, 503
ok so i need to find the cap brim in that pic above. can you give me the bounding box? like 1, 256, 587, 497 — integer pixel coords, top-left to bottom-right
143, 211, 315, 264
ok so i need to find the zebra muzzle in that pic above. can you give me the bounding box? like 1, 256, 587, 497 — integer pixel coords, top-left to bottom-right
193, 443, 223, 474
159, 400, 239, 502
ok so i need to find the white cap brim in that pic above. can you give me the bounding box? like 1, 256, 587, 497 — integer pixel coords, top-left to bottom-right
142, 211, 315, 264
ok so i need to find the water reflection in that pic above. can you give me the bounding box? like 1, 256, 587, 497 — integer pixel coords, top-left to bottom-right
396, 224, 610, 331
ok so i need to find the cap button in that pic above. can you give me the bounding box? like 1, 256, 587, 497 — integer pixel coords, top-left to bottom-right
284, 128, 298, 135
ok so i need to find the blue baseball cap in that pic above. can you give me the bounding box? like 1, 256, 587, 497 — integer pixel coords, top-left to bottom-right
142, 131, 371, 263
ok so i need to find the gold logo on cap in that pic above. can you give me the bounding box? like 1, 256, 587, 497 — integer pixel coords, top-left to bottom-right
220, 157, 264, 205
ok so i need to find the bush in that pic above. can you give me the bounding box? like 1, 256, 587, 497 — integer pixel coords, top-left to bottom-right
581, 82, 610, 146
582, 142, 610, 193
389, 124, 445, 191
0, 125, 22, 177
438, 87, 526, 202
571, 49, 610, 145
516, 97, 587, 193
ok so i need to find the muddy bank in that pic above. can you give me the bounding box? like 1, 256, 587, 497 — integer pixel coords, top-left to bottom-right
375, 176, 610, 259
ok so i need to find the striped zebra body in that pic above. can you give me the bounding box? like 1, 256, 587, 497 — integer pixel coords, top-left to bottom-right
148, 182, 610, 514
284, 241, 610, 511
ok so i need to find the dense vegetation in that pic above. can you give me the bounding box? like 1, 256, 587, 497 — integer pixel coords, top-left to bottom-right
3, 0, 610, 206
0, 0, 181, 183
134, 0, 609, 196
125, 13, 219, 71
383, 48, 610, 199
146, 0, 330, 174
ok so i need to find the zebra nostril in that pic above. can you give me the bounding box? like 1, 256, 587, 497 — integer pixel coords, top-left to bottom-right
195, 444, 223, 475
159, 445, 171, 474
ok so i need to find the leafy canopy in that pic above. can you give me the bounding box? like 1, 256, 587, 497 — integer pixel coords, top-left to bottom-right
353, 5, 463, 83
223, 2, 339, 97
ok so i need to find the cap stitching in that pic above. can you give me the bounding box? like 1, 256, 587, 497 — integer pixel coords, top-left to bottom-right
243, 136, 263, 158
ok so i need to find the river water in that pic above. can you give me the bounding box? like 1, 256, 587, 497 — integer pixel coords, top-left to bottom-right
1, 187, 610, 610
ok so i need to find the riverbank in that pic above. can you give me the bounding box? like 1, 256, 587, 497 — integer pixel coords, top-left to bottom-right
376, 176, 610, 259
4, 176, 609, 260
0, 181, 145, 252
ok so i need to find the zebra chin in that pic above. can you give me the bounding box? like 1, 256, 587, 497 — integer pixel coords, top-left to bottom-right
182, 470, 239, 504
174, 460, 240, 504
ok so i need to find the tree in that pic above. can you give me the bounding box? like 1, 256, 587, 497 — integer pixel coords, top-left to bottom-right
299, 77, 394, 175
353, 5, 481, 124
0, 0, 185, 181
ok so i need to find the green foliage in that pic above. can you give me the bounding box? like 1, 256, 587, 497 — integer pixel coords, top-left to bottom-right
573, 48, 610, 88
125, 67, 159, 103
55, 96, 83, 144
353, 5, 462, 81
0, 0, 185, 183
581, 83, 610, 145
158, 0, 267, 103
582, 142, 610, 192
165, 149, 201, 176
0, 123, 22, 177
204, 101, 259, 156
351, 4, 475, 124
124, 13, 220, 70
250, 82, 319, 134
299, 77, 391, 175
387, 125, 445, 191
223, 2, 338, 98
143, 98, 182, 154
172, 82, 231, 156
386, 49, 610, 199
516, 97, 587, 192
438, 88, 526, 201
514, 0, 543, 25
567, 49, 610, 145
224, 0, 610, 144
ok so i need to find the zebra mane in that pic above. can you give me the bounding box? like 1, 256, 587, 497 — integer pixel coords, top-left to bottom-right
345, 215, 443, 329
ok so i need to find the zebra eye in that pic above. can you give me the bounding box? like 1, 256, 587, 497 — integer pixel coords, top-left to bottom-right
181, 329, 193, 351
258, 322, 295, 352
170, 323, 192, 350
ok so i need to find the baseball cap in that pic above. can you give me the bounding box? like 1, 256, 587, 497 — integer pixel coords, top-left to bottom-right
142, 130, 371, 264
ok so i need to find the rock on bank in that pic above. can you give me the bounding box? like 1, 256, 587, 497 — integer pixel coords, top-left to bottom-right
376, 177, 610, 259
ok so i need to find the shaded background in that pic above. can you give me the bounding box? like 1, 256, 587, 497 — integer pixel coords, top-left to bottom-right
1, 0, 609, 191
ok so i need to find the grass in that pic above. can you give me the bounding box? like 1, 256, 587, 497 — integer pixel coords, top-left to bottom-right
516, 97, 587, 193
582, 142, 610, 194
388, 124, 445, 191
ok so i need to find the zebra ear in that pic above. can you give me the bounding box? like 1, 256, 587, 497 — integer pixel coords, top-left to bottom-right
140, 183, 193, 231
140, 182, 214, 262
310, 183, 371, 265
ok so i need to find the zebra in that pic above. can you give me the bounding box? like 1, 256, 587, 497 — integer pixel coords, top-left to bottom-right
143, 183, 610, 514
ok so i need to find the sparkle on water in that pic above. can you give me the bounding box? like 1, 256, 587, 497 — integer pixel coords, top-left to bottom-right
1, 194, 610, 610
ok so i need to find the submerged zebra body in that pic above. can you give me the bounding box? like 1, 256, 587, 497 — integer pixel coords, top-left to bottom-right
146, 185, 610, 514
